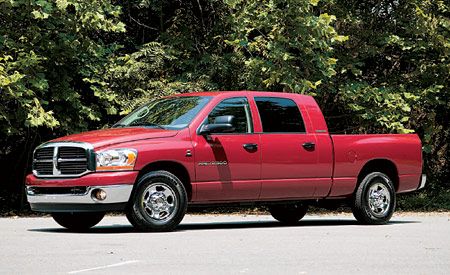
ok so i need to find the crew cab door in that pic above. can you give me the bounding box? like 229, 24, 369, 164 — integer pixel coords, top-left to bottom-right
254, 96, 333, 199
193, 97, 261, 201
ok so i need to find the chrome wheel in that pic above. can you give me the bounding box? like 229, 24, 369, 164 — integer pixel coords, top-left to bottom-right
142, 182, 178, 221
368, 182, 391, 217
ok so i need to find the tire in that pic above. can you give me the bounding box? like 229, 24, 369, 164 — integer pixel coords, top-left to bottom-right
126, 170, 187, 232
269, 203, 308, 225
352, 172, 396, 225
52, 212, 105, 231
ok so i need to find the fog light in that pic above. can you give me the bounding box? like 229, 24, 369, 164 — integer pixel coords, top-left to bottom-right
92, 189, 107, 201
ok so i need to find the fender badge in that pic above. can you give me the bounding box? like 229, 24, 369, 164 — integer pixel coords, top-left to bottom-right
198, 161, 228, 166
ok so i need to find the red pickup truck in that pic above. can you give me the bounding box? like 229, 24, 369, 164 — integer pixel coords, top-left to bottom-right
26, 91, 426, 231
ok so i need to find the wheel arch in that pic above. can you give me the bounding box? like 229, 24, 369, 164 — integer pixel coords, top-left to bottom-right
357, 159, 399, 192
135, 160, 193, 201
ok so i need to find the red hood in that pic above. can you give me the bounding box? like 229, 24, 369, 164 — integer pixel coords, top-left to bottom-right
52, 127, 178, 148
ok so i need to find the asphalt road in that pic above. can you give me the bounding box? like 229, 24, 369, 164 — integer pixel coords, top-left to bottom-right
0, 213, 448, 274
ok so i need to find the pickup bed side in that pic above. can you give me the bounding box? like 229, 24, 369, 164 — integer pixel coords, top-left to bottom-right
330, 134, 422, 197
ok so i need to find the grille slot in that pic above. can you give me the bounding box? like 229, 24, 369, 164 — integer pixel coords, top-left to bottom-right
58, 147, 87, 159
35, 147, 54, 160
59, 161, 88, 175
32, 143, 92, 177
33, 162, 53, 175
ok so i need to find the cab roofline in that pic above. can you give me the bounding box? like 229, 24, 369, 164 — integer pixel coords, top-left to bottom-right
168, 90, 313, 99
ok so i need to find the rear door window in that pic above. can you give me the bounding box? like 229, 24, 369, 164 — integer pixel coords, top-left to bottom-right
254, 97, 306, 133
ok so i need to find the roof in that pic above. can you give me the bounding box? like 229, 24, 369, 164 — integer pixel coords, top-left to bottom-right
173, 90, 312, 99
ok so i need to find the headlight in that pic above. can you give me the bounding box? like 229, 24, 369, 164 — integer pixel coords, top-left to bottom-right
96, 149, 137, 171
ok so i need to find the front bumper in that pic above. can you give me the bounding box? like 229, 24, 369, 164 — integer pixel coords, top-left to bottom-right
25, 171, 138, 212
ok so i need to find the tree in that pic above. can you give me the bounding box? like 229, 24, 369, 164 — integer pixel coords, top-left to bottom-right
0, 0, 125, 208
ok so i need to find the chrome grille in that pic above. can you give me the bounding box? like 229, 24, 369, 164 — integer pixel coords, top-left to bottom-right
32, 142, 93, 178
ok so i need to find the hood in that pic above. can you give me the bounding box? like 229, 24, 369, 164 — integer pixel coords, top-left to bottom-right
52, 127, 178, 148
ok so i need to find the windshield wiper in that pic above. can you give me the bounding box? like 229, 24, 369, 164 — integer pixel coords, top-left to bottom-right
112, 123, 127, 128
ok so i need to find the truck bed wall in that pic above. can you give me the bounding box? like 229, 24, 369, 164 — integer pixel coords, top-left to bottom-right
329, 134, 423, 197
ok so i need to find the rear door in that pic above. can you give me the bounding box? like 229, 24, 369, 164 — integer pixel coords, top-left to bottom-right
193, 97, 261, 201
255, 96, 331, 199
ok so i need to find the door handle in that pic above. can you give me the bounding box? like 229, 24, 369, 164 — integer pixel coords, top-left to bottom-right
302, 142, 315, 150
243, 143, 258, 151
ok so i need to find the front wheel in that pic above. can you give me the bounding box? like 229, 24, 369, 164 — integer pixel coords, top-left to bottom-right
52, 212, 105, 231
126, 170, 187, 232
352, 172, 396, 225
269, 203, 308, 225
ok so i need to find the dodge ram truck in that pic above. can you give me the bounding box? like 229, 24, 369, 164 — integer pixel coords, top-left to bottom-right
26, 91, 426, 231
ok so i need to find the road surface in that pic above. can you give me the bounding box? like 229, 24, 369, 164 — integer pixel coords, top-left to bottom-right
0, 213, 448, 274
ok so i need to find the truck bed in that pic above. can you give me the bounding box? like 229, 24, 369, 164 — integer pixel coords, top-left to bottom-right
328, 134, 423, 197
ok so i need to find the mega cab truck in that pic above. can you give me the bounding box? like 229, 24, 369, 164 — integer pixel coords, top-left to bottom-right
26, 91, 426, 231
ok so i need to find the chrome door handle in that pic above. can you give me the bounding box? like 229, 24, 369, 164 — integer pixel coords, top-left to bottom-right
302, 142, 315, 150
243, 143, 258, 151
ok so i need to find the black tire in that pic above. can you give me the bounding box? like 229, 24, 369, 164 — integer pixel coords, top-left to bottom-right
269, 203, 308, 225
352, 172, 396, 225
52, 212, 105, 231
126, 170, 187, 232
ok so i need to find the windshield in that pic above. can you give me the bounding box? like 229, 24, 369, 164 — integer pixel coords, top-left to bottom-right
114, 96, 211, 130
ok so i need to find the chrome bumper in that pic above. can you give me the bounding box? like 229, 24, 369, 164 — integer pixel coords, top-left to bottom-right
417, 174, 427, 190
26, 184, 133, 204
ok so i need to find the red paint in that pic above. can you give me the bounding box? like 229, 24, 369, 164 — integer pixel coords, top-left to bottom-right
26, 171, 138, 187
54, 127, 177, 149
26, 91, 424, 203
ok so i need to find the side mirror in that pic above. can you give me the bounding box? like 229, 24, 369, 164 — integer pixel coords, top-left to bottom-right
199, 115, 235, 135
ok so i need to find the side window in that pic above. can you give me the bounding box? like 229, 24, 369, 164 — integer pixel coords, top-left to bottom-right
255, 97, 306, 133
207, 97, 253, 133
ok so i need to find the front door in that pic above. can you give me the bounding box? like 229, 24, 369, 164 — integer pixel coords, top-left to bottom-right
193, 97, 261, 202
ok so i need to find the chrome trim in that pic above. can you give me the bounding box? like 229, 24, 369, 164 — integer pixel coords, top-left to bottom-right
52, 146, 60, 176
32, 141, 95, 178
418, 174, 427, 190
34, 141, 94, 150
57, 158, 88, 162
368, 182, 391, 217
142, 182, 178, 221
26, 184, 133, 204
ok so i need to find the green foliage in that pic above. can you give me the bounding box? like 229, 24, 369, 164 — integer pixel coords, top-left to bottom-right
0, 0, 125, 136
224, 0, 348, 93
105, 0, 347, 113
102, 0, 241, 115
342, 83, 417, 133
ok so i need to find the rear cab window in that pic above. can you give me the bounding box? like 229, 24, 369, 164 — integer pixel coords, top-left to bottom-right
254, 97, 306, 133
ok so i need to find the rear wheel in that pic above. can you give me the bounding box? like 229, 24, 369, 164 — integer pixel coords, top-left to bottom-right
352, 172, 396, 225
126, 170, 187, 232
269, 203, 308, 225
52, 212, 105, 231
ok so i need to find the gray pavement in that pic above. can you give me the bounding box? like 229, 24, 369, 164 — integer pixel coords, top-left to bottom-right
0, 213, 449, 274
